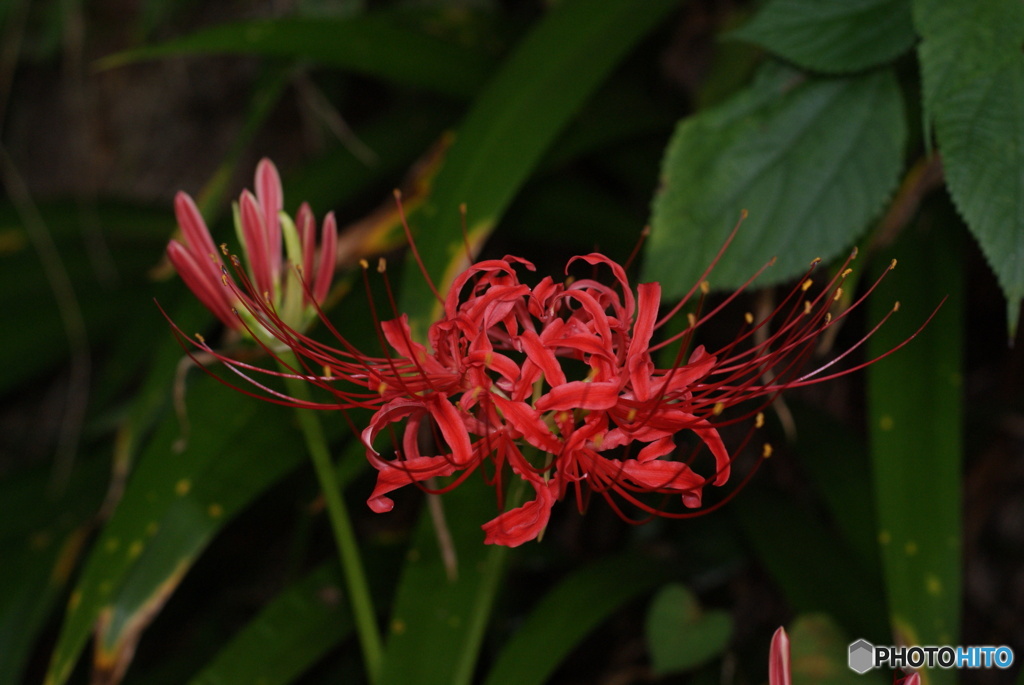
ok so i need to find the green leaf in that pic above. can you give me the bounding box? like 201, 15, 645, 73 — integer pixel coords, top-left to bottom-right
97, 15, 495, 99
867, 215, 963, 684
645, 64, 906, 298
188, 564, 352, 685
645, 584, 732, 676
484, 554, 672, 685
730, 0, 915, 74
398, 0, 679, 339
914, 0, 1024, 334
44, 378, 305, 685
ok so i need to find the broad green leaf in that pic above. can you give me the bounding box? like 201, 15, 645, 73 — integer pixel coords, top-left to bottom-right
867, 216, 962, 685
789, 614, 887, 685
188, 564, 352, 685
44, 378, 305, 685
484, 554, 673, 685
645, 584, 732, 676
730, 0, 915, 74
645, 64, 906, 299
98, 15, 495, 99
736, 487, 888, 641
399, 0, 679, 339
914, 0, 1024, 333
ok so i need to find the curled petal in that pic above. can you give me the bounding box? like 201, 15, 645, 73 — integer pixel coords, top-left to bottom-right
482, 479, 557, 547
618, 459, 705, 508
536, 381, 620, 412
366, 455, 458, 513
626, 282, 660, 401
492, 395, 562, 454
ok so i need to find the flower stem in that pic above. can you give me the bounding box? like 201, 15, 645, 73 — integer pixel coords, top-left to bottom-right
278, 355, 384, 685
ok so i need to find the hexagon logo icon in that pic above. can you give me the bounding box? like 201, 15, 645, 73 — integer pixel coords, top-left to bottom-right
849, 639, 875, 674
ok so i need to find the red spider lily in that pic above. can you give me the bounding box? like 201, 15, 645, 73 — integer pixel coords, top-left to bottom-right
168, 180, 934, 546
167, 158, 338, 333
895, 673, 922, 685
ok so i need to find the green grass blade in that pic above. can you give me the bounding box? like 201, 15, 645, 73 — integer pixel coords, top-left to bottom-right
867, 217, 963, 684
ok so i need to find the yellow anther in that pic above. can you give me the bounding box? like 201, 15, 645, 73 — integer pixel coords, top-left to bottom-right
889, 258, 897, 270
687, 312, 697, 328
824, 312, 832, 324
323, 365, 333, 378
833, 287, 843, 301
801, 278, 813, 291
745, 312, 754, 325
221, 273, 229, 286
378, 382, 388, 395
762, 443, 773, 458
700, 280, 710, 294
626, 408, 638, 422
893, 301, 901, 312
755, 412, 764, 428
359, 258, 369, 269
377, 257, 387, 273
842, 268, 853, 277
712, 402, 725, 415
810, 257, 822, 267
263, 290, 271, 304
850, 246, 859, 259
592, 432, 604, 448
219, 243, 229, 255
803, 300, 812, 315
195, 333, 205, 344
740, 209, 749, 219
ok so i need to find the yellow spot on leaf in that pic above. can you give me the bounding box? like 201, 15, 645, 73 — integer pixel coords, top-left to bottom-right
146, 522, 160, 536
391, 619, 406, 635
904, 541, 918, 555
69, 591, 82, 611
208, 503, 224, 518
878, 530, 891, 545
104, 538, 120, 553
175, 479, 192, 496
128, 540, 144, 559
879, 415, 895, 431
926, 574, 942, 596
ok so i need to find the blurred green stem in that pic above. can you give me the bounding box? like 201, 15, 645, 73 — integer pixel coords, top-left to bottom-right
278, 353, 383, 685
